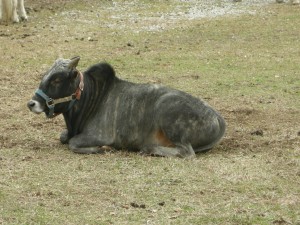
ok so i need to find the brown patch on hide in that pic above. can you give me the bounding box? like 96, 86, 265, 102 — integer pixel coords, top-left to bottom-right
154, 129, 175, 147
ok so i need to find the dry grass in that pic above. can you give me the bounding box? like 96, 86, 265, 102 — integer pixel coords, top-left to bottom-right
0, 0, 299, 224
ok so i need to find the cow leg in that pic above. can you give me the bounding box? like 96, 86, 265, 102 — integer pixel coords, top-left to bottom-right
141, 143, 195, 158
70, 146, 105, 154
0, 0, 2, 21
12, 0, 19, 23
1, 0, 8, 22
17, 0, 27, 21
68, 133, 106, 154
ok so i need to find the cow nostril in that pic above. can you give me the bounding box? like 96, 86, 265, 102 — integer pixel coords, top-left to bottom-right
27, 100, 35, 108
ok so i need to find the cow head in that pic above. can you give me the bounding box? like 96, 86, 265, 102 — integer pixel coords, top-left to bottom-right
27, 56, 83, 118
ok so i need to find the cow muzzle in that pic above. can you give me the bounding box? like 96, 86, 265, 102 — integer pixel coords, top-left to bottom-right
27, 99, 45, 114
30, 89, 77, 118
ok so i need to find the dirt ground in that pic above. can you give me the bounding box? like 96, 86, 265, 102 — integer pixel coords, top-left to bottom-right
0, 0, 299, 224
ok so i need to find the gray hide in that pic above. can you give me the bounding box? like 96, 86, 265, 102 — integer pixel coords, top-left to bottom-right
28, 57, 226, 158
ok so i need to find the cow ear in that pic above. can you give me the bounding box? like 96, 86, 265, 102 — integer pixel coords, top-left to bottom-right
68, 56, 80, 69
69, 70, 78, 80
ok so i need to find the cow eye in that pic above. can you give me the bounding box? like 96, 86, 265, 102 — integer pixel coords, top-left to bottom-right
51, 78, 61, 85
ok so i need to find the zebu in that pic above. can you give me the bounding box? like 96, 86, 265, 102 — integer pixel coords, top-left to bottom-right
28, 57, 226, 158
0, 0, 27, 23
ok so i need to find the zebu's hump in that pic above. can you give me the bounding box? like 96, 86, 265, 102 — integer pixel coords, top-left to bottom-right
86, 62, 116, 82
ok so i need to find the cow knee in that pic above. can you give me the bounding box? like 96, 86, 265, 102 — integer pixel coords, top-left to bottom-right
68, 140, 79, 152
68, 136, 105, 154
60, 130, 69, 144
68, 137, 84, 152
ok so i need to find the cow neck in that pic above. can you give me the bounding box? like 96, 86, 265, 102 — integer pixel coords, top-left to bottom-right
63, 72, 116, 139
62, 72, 102, 138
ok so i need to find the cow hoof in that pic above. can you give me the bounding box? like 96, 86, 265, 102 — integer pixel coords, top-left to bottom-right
20, 16, 28, 21
13, 18, 19, 23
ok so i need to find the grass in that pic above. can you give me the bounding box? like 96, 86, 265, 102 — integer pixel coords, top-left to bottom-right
0, 0, 299, 224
